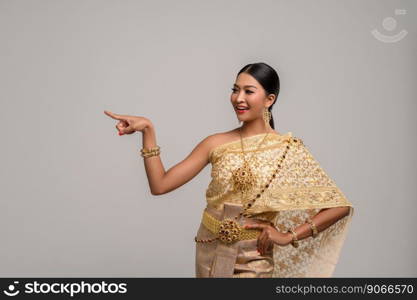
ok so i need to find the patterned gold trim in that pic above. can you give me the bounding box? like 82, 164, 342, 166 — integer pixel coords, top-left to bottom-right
245, 186, 351, 214
209, 132, 292, 163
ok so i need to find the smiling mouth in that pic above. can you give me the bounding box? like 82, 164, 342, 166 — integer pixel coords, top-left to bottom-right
236, 107, 249, 114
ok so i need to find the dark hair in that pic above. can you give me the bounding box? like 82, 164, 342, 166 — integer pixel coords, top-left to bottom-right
237, 62, 280, 129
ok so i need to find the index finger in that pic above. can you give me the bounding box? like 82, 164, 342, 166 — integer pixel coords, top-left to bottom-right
104, 110, 126, 121
244, 223, 267, 230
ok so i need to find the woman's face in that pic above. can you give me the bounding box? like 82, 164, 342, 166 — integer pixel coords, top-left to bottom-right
230, 72, 275, 122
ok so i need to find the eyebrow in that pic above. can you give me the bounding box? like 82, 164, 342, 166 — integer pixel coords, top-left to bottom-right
233, 84, 257, 89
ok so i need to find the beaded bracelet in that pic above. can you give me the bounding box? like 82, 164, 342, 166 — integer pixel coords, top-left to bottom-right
306, 217, 318, 238
287, 228, 299, 248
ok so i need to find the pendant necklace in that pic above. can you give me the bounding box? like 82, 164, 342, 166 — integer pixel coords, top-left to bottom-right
231, 127, 270, 195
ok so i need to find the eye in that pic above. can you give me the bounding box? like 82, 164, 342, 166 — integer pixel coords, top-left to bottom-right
231, 88, 253, 94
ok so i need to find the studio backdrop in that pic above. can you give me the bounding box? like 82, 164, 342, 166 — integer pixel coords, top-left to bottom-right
0, 0, 416, 277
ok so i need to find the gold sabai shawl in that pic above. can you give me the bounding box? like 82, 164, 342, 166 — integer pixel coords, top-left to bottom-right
206, 132, 354, 277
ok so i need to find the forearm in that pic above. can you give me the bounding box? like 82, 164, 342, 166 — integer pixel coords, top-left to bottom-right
290, 206, 350, 241
142, 123, 165, 195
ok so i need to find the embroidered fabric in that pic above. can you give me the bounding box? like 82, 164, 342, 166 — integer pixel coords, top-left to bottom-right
201, 132, 354, 277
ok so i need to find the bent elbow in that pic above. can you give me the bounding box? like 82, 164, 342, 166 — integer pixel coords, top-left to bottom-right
151, 188, 165, 196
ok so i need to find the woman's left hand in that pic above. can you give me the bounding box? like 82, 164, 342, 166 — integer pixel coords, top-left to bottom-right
244, 222, 292, 255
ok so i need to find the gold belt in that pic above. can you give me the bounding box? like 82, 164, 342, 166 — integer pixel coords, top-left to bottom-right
201, 210, 261, 244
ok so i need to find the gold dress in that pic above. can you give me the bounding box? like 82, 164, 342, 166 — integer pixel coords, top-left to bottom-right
194, 132, 354, 277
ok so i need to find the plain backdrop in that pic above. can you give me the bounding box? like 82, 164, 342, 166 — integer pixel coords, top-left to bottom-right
0, 0, 416, 277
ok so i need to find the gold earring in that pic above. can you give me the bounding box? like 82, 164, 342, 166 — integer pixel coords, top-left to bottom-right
263, 107, 271, 127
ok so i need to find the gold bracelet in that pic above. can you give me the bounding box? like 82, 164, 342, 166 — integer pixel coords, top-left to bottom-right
141, 150, 160, 158
140, 146, 160, 153
140, 146, 160, 158
287, 228, 299, 248
306, 217, 318, 238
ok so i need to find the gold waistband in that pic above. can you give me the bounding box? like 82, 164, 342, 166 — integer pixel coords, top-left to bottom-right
202, 210, 261, 243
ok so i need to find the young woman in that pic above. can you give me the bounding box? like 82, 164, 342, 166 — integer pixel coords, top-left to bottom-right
104, 62, 354, 278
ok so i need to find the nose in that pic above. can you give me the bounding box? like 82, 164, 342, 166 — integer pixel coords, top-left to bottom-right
237, 93, 248, 103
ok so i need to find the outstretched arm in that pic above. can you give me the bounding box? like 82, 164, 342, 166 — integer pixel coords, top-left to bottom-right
142, 122, 214, 195
104, 110, 214, 196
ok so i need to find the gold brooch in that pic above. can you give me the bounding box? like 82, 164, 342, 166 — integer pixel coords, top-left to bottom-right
231, 160, 256, 193
218, 218, 242, 244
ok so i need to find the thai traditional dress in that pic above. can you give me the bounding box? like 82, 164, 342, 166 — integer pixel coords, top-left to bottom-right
194, 132, 354, 277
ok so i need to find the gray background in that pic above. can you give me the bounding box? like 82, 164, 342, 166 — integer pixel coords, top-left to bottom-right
0, 0, 416, 277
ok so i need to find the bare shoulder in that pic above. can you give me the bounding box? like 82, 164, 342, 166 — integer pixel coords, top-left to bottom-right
185, 132, 232, 166
200, 128, 242, 162
206, 128, 240, 150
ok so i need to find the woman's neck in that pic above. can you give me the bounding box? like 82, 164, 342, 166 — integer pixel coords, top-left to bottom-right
239, 120, 279, 137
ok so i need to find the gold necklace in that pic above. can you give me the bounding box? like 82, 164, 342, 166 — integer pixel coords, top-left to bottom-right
231, 127, 270, 194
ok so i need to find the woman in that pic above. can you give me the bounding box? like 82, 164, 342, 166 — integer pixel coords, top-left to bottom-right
104, 62, 354, 278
